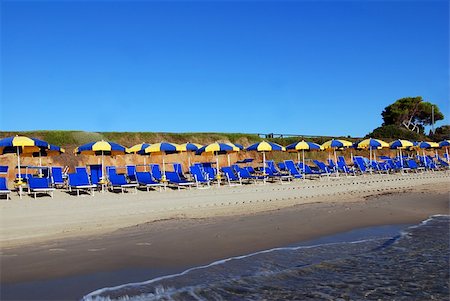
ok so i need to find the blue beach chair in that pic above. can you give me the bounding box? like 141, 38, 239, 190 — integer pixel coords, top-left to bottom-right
298, 162, 325, 179
126, 165, 137, 182
68, 171, 96, 196
108, 171, 138, 194
264, 166, 292, 183
0, 177, 11, 200
51, 166, 65, 188
150, 164, 163, 181
235, 166, 265, 183
89, 164, 103, 185
189, 165, 211, 188
313, 160, 333, 175
221, 166, 242, 186
284, 160, 303, 179
136, 172, 163, 191
165, 171, 194, 189
28, 176, 55, 199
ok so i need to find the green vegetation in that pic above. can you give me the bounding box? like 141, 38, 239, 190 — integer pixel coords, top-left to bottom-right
368, 96, 447, 140
381, 96, 444, 134
368, 125, 424, 141
0, 131, 265, 147
430, 125, 450, 141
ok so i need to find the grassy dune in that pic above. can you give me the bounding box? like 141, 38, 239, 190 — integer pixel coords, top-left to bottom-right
0, 130, 355, 148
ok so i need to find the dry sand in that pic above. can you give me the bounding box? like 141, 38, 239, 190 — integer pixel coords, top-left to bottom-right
0, 171, 449, 300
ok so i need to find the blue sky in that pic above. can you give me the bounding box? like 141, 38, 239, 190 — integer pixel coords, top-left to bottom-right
1, 0, 448, 137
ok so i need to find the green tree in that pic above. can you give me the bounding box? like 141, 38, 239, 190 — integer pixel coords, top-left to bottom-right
429, 125, 450, 141
381, 97, 444, 133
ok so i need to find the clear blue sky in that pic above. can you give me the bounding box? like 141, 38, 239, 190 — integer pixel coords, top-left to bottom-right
1, 0, 448, 137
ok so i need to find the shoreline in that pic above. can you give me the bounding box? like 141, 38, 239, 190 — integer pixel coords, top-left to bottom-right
0, 173, 449, 300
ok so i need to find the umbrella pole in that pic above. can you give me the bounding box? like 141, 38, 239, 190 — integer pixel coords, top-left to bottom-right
446, 148, 449, 164
17, 147, 22, 182
162, 154, 166, 181
144, 156, 147, 171
102, 151, 105, 192
334, 149, 338, 175
297, 152, 300, 163
216, 153, 220, 187
263, 151, 267, 183
302, 149, 305, 173
227, 154, 231, 167
400, 148, 403, 168
423, 149, 427, 168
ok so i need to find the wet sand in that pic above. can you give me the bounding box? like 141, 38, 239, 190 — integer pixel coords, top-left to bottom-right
0, 173, 449, 300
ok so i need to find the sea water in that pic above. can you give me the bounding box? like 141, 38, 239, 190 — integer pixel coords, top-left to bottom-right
82, 215, 449, 301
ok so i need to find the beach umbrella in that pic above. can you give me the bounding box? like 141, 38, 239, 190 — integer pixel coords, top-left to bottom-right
389, 139, 414, 168
0, 136, 50, 183
196, 142, 240, 186
321, 139, 353, 171
413, 141, 440, 168
139, 142, 184, 181
127, 143, 151, 170
355, 138, 389, 164
179, 142, 203, 167
225, 143, 244, 166
22, 143, 65, 167
439, 140, 450, 164
246, 141, 285, 179
74, 140, 127, 184
286, 140, 322, 173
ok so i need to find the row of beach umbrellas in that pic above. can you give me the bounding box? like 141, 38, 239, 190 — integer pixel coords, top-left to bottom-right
0, 136, 65, 183
1, 136, 449, 183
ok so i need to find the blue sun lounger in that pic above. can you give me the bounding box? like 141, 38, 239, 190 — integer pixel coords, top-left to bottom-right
298, 162, 323, 179
283, 160, 303, 179
336, 160, 356, 176
406, 159, 423, 172
0, 166, 8, 176
0, 177, 11, 200
312, 160, 333, 175
51, 166, 65, 188
150, 164, 163, 181
28, 177, 55, 199
234, 166, 265, 183
189, 165, 211, 188
135, 172, 163, 191
173, 163, 187, 180
221, 166, 242, 186
264, 167, 292, 183
353, 157, 369, 174
165, 171, 195, 189
126, 165, 137, 182
108, 171, 138, 194
68, 172, 96, 196
438, 158, 449, 168
89, 164, 103, 186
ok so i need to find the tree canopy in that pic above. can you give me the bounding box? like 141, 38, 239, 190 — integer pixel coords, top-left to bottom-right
381, 97, 444, 134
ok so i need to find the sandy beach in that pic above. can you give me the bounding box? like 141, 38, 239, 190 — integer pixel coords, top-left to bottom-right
1, 171, 449, 300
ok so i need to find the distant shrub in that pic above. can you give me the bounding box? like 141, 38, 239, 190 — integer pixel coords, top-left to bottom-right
429, 125, 450, 141
367, 125, 424, 140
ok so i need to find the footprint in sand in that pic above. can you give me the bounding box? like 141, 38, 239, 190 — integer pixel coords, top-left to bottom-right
49, 248, 66, 252
136, 242, 152, 246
